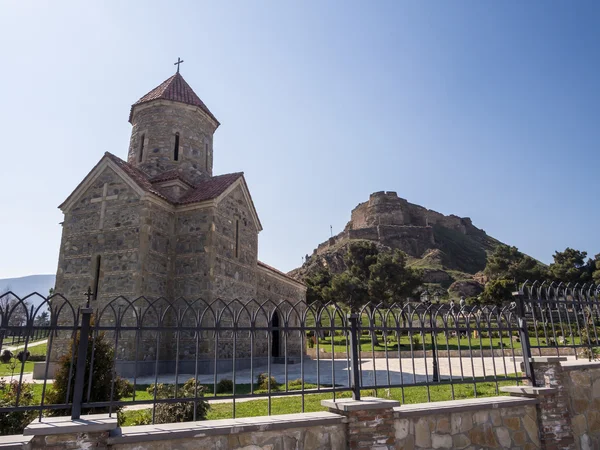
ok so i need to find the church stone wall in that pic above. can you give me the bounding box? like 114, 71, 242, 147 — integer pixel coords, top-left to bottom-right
55, 167, 142, 305
54, 167, 143, 357
128, 101, 216, 183
138, 200, 173, 299
212, 185, 259, 301
256, 267, 307, 358
172, 207, 214, 300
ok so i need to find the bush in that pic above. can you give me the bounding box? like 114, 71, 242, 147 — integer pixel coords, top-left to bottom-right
0, 380, 37, 435
125, 409, 152, 426
0, 350, 12, 364
216, 378, 233, 394
257, 373, 278, 390
411, 334, 421, 346
288, 378, 303, 387
45, 327, 131, 421
147, 378, 209, 424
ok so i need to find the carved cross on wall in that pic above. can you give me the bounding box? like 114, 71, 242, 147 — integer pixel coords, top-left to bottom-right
90, 183, 118, 230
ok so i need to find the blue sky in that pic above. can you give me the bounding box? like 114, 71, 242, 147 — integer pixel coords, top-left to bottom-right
1, 1, 599, 278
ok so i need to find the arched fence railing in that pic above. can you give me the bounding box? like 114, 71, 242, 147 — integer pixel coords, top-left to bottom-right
0, 281, 599, 426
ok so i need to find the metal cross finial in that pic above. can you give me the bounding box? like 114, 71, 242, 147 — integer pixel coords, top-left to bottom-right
174, 57, 184, 73
84, 287, 94, 308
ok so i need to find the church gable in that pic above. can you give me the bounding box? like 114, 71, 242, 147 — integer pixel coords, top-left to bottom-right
59, 155, 145, 214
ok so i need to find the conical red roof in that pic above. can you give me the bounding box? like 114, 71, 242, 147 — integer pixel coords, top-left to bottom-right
129, 72, 219, 125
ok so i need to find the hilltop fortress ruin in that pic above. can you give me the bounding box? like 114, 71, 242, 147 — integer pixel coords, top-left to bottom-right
299, 191, 500, 286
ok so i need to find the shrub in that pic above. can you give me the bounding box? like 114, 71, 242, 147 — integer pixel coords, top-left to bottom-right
580, 347, 600, 362
125, 409, 152, 426
411, 334, 421, 346
147, 378, 209, 424
257, 373, 278, 390
307, 333, 315, 349
45, 327, 131, 421
288, 378, 303, 387
216, 378, 233, 394
0, 350, 13, 364
0, 380, 37, 435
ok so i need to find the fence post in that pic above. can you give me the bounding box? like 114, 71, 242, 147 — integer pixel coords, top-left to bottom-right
71, 306, 93, 420
513, 290, 535, 386
348, 313, 361, 400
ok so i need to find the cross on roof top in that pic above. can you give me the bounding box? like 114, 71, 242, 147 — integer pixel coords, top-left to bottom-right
174, 57, 184, 73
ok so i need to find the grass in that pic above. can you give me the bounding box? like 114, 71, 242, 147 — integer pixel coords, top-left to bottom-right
119, 378, 518, 424
14, 375, 521, 426
0, 361, 35, 376
0, 342, 48, 375
313, 334, 583, 353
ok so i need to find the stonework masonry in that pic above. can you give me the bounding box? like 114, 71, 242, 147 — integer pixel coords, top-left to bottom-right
17, 360, 600, 450
51, 72, 306, 369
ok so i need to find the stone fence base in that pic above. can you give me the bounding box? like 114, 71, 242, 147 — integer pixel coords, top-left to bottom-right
10, 358, 600, 449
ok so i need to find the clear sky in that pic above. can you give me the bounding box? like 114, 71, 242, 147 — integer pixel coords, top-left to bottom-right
1, 1, 599, 279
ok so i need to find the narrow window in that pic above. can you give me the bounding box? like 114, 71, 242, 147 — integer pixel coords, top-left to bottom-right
205, 143, 209, 169
138, 134, 145, 162
235, 220, 240, 258
93, 255, 101, 300
174, 133, 180, 161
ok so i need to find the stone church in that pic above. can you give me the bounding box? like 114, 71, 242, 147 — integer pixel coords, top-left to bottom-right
53, 69, 306, 339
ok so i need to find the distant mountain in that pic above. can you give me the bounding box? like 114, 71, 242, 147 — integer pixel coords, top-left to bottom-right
0, 274, 55, 311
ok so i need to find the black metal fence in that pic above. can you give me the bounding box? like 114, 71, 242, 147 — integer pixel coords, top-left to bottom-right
0, 281, 599, 427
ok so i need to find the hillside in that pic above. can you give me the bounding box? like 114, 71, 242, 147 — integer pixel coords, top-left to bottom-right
290, 191, 505, 292
0, 274, 55, 311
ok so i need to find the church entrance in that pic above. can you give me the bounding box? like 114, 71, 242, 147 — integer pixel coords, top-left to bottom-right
270, 311, 280, 358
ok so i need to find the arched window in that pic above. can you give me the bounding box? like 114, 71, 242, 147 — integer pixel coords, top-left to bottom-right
138, 134, 145, 162
174, 133, 180, 161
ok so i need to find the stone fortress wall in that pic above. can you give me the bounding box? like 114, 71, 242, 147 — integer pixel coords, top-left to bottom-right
312, 191, 483, 260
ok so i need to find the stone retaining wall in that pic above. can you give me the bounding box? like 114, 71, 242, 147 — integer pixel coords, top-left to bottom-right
393, 397, 540, 449
16, 359, 600, 450
561, 360, 600, 450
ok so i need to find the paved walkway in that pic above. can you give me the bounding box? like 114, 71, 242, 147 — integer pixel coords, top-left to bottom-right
4, 339, 48, 352
5, 355, 572, 387
132, 355, 530, 386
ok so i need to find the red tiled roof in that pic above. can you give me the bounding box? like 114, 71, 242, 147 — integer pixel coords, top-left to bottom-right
258, 261, 306, 287
129, 73, 219, 125
149, 169, 195, 187
178, 172, 243, 204
104, 153, 241, 205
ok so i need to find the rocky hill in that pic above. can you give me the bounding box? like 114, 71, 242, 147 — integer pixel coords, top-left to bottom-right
290, 191, 505, 294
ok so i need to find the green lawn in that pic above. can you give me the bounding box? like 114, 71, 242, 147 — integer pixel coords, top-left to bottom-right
120, 378, 517, 425
15, 376, 519, 426
0, 361, 35, 376
314, 334, 582, 353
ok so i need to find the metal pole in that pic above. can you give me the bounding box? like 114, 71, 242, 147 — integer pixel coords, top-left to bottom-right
431, 308, 439, 382
513, 291, 536, 386
71, 306, 93, 420
348, 313, 361, 400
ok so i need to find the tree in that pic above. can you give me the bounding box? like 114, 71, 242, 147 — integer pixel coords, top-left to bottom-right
480, 279, 515, 306
368, 250, 422, 306
328, 241, 422, 311
304, 266, 332, 304
34, 311, 50, 327
46, 319, 132, 421
0, 287, 29, 327
483, 245, 546, 282
548, 248, 593, 283
593, 254, 600, 284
